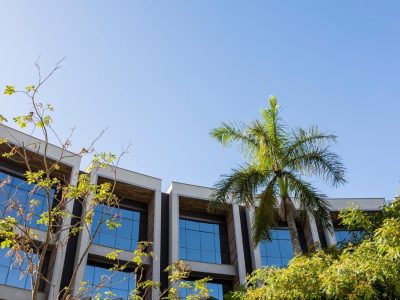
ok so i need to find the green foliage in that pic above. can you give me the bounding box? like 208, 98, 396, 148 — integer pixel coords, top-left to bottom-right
25, 170, 60, 189
37, 212, 50, 226
132, 241, 153, 267
37, 115, 52, 128
13, 114, 31, 128
0, 115, 7, 123
210, 96, 346, 248
25, 85, 35, 92
105, 219, 121, 230
4, 85, 15, 95
182, 277, 211, 300
0, 217, 17, 248
92, 152, 117, 169
234, 197, 400, 300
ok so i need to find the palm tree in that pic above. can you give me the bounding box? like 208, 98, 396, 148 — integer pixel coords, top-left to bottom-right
209, 96, 346, 254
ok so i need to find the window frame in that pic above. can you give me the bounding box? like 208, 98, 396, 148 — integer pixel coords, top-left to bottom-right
178, 215, 230, 265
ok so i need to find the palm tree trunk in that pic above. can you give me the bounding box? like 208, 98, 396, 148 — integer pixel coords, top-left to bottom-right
283, 197, 302, 255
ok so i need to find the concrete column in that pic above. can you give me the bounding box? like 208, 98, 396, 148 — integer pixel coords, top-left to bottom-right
151, 189, 162, 300
48, 166, 79, 300
324, 216, 337, 246
232, 205, 247, 284
307, 213, 321, 248
168, 192, 179, 265
245, 207, 262, 270
70, 175, 97, 297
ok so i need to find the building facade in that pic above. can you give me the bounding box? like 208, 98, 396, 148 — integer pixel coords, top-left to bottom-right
0, 125, 385, 300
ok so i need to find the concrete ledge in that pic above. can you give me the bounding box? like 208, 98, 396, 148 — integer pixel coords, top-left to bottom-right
183, 260, 236, 278
12, 226, 55, 245
327, 198, 385, 211
0, 284, 46, 300
167, 182, 214, 200
86, 164, 161, 192
88, 244, 150, 265
0, 124, 81, 168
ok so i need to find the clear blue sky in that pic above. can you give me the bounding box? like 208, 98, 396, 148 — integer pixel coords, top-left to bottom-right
1, 1, 399, 199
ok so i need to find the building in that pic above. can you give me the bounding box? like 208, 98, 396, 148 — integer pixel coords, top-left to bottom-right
0, 125, 385, 300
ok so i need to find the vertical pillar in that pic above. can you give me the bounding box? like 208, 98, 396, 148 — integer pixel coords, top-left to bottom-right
48, 166, 79, 300
169, 192, 179, 265
151, 189, 162, 300
232, 205, 247, 284
70, 174, 97, 297
245, 207, 262, 270
307, 212, 321, 249
324, 217, 337, 246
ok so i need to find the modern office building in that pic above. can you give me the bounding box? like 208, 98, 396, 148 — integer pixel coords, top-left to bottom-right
0, 125, 385, 300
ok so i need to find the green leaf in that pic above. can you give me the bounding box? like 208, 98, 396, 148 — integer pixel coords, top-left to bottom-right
106, 219, 121, 230
105, 249, 123, 260
0, 115, 7, 123
13, 116, 27, 129
25, 85, 35, 92
0, 239, 12, 249
4, 85, 15, 95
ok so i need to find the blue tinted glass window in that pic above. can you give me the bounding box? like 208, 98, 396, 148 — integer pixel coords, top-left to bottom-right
0, 247, 37, 289
179, 281, 224, 300
179, 218, 224, 264
260, 229, 293, 267
335, 230, 352, 244
91, 204, 141, 251
83, 264, 135, 300
0, 170, 54, 231
335, 229, 363, 246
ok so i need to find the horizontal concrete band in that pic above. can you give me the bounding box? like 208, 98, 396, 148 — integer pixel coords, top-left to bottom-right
0, 285, 46, 300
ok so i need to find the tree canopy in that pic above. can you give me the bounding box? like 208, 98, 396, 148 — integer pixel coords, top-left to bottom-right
232, 197, 400, 300
210, 96, 346, 252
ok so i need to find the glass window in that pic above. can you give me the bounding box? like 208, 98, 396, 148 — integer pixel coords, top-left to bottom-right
0, 170, 54, 231
179, 281, 224, 300
179, 218, 226, 264
335, 229, 363, 246
83, 263, 135, 300
260, 228, 294, 267
0, 247, 37, 289
91, 204, 141, 252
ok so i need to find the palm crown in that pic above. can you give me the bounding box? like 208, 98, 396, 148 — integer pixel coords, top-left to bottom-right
209, 96, 346, 254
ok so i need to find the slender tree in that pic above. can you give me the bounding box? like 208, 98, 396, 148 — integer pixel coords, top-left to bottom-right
209, 96, 346, 254
0, 59, 211, 300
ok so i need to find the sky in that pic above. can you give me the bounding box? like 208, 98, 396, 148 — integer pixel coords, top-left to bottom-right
0, 1, 399, 200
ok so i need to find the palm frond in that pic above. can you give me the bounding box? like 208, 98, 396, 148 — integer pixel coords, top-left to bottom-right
210, 122, 258, 158
285, 146, 346, 187
285, 126, 337, 158
253, 177, 278, 244
208, 164, 269, 213
285, 172, 332, 230
261, 96, 287, 147
247, 119, 277, 168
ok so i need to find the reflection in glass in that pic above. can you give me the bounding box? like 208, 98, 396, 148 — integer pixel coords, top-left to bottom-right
0, 247, 37, 289
179, 219, 224, 264
0, 170, 55, 231
260, 228, 294, 267
335, 229, 363, 246
179, 281, 224, 300
91, 204, 141, 251
83, 264, 135, 300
